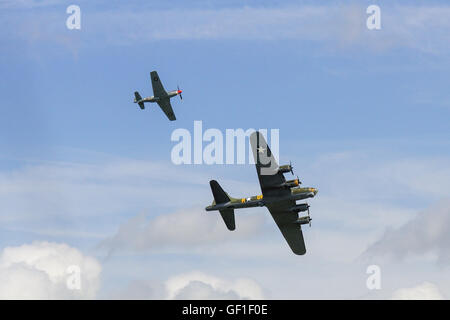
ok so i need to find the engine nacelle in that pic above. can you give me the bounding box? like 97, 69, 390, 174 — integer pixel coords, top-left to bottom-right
278, 164, 293, 174
283, 179, 300, 188
295, 216, 312, 225
289, 203, 309, 213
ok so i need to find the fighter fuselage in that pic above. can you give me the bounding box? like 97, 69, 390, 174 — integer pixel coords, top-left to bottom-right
140, 90, 181, 103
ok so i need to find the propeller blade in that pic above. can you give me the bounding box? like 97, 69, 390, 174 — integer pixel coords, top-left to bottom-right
290, 160, 294, 175
177, 85, 183, 100
307, 203, 312, 227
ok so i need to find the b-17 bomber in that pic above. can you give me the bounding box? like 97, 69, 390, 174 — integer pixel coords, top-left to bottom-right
205, 131, 318, 255
134, 71, 182, 121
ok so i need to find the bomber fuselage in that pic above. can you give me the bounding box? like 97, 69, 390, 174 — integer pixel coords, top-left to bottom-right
205, 187, 318, 211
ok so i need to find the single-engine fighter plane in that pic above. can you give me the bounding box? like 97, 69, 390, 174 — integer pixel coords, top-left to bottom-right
205, 131, 318, 255
133, 71, 182, 121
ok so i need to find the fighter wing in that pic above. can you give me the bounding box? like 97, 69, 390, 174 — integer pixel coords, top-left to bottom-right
157, 99, 176, 121
267, 201, 306, 255
250, 131, 288, 198
150, 71, 167, 97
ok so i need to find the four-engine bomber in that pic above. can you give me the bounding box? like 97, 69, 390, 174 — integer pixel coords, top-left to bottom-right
205, 131, 318, 255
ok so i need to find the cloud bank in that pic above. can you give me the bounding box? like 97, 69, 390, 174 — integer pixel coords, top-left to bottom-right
100, 208, 265, 253
364, 200, 450, 265
2, 3, 450, 54
0, 241, 101, 299
165, 271, 264, 300
392, 282, 445, 300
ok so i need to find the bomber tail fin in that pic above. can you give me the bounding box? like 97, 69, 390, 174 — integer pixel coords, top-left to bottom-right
209, 180, 235, 231
210, 180, 230, 205
134, 91, 145, 109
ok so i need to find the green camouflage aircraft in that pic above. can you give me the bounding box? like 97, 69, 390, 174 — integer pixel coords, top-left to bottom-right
133, 71, 182, 121
205, 131, 318, 255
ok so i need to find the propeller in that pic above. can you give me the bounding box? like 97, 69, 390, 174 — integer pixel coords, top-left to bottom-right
177, 85, 183, 100
306, 203, 312, 227
290, 160, 294, 175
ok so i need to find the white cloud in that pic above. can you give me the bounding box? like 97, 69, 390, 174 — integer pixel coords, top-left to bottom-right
308, 151, 450, 203
109, 280, 163, 300
365, 158, 450, 200
364, 200, 450, 265
0, 155, 259, 247
0, 0, 62, 9
0, 159, 214, 234
74, 4, 450, 54
100, 207, 265, 253
0, 241, 101, 299
107, 271, 265, 300
2, 150, 450, 299
392, 282, 444, 300
165, 271, 264, 300
3, 4, 450, 54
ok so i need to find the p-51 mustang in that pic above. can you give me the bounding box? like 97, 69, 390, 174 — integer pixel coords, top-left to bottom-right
205, 131, 318, 255
133, 71, 182, 121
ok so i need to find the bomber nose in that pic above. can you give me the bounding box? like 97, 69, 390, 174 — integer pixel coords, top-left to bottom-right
313, 188, 318, 195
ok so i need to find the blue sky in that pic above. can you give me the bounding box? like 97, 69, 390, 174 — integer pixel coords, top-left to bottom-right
0, 0, 450, 299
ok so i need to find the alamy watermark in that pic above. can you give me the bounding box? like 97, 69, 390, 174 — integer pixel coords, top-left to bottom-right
366, 5, 381, 30
171, 121, 280, 174
66, 5, 81, 30
66, 265, 82, 290
366, 265, 381, 290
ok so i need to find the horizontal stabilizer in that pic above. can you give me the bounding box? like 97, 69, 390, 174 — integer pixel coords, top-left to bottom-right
134, 91, 145, 109
219, 209, 235, 231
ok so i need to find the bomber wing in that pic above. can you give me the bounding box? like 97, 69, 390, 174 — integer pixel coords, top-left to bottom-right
250, 131, 289, 198
266, 201, 307, 255
250, 131, 306, 255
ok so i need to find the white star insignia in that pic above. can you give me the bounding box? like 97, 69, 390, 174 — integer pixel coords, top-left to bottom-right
257, 147, 266, 154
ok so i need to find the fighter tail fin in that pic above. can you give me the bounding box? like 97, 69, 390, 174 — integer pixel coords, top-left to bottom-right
209, 180, 235, 231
